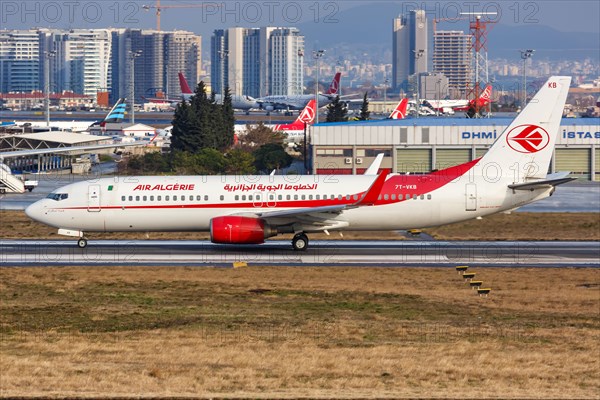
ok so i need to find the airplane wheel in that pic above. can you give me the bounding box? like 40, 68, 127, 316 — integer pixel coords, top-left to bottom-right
77, 238, 88, 248
292, 233, 309, 251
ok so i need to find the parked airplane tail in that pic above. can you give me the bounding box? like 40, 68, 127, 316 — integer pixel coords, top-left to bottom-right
295, 99, 316, 124
479, 76, 571, 180
389, 98, 408, 119
326, 72, 341, 95
178, 72, 193, 95
480, 84, 492, 103
100, 98, 126, 126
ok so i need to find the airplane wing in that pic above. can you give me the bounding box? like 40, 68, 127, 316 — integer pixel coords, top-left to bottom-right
0, 142, 143, 160
232, 171, 388, 230
508, 172, 576, 190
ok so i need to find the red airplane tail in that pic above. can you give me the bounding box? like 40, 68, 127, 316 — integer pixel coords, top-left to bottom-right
470, 84, 493, 107
178, 72, 193, 94
389, 98, 408, 119
295, 99, 316, 124
325, 72, 341, 95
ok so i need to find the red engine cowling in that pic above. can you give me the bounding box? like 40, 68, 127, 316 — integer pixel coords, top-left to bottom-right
210, 216, 272, 244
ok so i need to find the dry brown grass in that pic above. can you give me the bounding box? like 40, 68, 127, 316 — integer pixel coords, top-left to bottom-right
1, 210, 599, 241
1, 266, 599, 398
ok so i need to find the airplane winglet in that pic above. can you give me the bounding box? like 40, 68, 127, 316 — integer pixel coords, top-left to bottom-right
364, 153, 384, 175
356, 170, 388, 206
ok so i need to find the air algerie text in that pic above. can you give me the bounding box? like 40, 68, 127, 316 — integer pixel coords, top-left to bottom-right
133, 184, 195, 191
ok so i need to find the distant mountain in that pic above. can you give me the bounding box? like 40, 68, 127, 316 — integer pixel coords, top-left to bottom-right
298, 3, 599, 61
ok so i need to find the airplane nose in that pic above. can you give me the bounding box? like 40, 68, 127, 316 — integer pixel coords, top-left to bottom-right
25, 201, 43, 222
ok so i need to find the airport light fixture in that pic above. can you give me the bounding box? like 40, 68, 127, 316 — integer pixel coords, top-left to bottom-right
44, 50, 56, 127
520, 49, 535, 107
384, 78, 389, 114
312, 49, 325, 124
413, 49, 425, 118
129, 50, 142, 124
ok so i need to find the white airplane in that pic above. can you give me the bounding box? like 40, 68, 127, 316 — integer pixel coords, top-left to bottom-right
422, 84, 493, 115
177, 73, 259, 112
25, 76, 575, 251
256, 72, 344, 111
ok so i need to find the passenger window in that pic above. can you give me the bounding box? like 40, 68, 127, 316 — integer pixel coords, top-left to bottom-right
413, 195, 417, 200
235, 195, 239, 201
420, 194, 425, 200
384, 194, 389, 200
182, 196, 186, 202
143, 196, 147, 201
166, 195, 170, 201
269, 195, 274, 201
249, 195, 253, 201
242, 195, 246, 201
294, 194, 298, 200
391, 194, 396, 200
173, 195, 177, 201
427, 194, 432, 200
316, 194, 320, 200
157, 196, 161, 201
197, 195, 201, 201
353, 194, 358, 200
338, 195, 342, 200
204, 195, 208, 201
300, 195, 305, 200
256, 195, 261, 201
121, 196, 125, 201
189, 195, 193, 201
129, 196, 133, 201
309, 195, 313, 200
220, 195, 224, 201
278, 195, 282, 201
322, 194, 327, 200
135, 196, 140, 201
150, 196, 154, 201
286, 195, 291, 200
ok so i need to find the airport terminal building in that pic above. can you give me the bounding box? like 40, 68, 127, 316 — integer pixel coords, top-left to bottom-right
309, 118, 600, 181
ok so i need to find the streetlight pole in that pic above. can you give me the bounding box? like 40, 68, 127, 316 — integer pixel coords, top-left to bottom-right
129, 50, 142, 124
44, 50, 56, 127
520, 49, 534, 108
412, 49, 424, 118
384, 78, 389, 115
312, 49, 325, 124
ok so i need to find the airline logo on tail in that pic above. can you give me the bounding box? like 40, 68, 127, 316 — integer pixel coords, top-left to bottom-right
100, 98, 126, 126
471, 84, 493, 107
297, 99, 316, 124
389, 98, 408, 119
506, 124, 550, 153
178, 72, 193, 95
326, 72, 341, 95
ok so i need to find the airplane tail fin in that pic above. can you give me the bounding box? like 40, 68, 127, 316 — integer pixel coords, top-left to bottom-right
295, 99, 316, 124
326, 72, 341, 95
479, 84, 492, 104
478, 76, 571, 181
178, 72, 193, 94
389, 98, 408, 119
101, 98, 126, 126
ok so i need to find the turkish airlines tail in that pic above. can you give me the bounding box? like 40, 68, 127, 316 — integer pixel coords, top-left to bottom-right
480, 84, 492, 103
389, 98, 408, 119
178, 72, 193, 95
479, 76, 571, 180
295, 99, 316, 124
325, 72, 341, 95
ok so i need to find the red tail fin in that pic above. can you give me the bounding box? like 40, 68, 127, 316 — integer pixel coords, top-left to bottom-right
480, 84, 492, 103
326, 72, 341, 95
178, 72, 193, 94
389, 98, 408, 119
295, 99, 316, 124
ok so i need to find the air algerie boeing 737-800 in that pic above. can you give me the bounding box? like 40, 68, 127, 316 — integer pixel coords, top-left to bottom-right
26, 77, 575, 251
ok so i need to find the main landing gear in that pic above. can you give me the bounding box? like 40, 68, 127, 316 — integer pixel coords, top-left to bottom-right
292, 233, 309, 251
77, 237, 88, 248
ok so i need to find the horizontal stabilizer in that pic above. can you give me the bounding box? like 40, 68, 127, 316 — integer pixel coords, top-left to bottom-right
508, 172, 576, 190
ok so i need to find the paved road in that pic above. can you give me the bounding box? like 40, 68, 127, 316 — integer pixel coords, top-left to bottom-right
1, 240, 598, 267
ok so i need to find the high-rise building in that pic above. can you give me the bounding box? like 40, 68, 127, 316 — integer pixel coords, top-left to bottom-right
433, 30, 472, 95
0, 30, 40, 93
211, 27, 304, 98
392, 10, 429, 91
46, 29, 112, 97
165, 31, 200, 98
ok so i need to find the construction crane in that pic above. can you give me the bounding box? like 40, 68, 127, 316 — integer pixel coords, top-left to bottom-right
143, 0, 221, 31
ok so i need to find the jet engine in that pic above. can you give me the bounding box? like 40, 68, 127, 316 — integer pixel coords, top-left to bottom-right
210, 216, 275, 244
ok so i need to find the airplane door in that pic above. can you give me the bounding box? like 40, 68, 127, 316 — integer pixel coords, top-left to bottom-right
465, 183, 477, 211
88, 184, 101, 212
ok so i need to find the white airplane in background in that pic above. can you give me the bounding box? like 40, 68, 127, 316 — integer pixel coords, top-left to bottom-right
256, 72, 346, 112
178, 73, 259, 112
422, 84, 493, 115
25, 77, 575, 251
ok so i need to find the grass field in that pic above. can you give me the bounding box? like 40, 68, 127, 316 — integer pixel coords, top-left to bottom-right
1, 210, 599, 241
1, 266, 598, 398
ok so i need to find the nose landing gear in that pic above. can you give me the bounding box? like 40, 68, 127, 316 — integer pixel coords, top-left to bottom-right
77, 237, 88, 248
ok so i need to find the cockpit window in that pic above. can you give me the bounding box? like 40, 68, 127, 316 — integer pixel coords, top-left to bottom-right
47, 193, 68, 201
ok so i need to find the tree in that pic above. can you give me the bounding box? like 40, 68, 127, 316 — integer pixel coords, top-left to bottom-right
325, 95, 348, 123
170, 101, 201, 153
238, 123, 285, 149
225, 148, 256, 174
253, 143, 292, 173
220, 86, 235, 150
358, 92, 370, 120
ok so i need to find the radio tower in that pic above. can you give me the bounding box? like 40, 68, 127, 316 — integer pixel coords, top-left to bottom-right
461, 12, 497, 118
